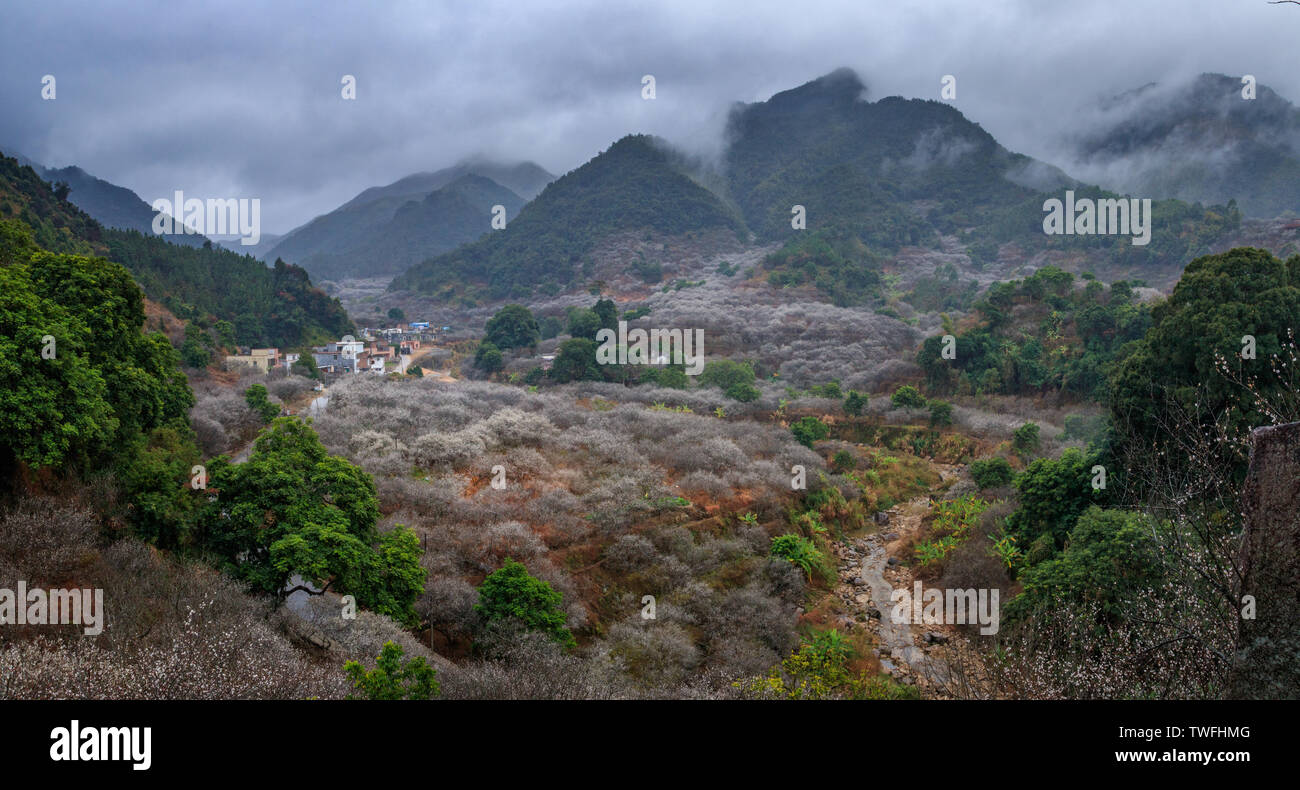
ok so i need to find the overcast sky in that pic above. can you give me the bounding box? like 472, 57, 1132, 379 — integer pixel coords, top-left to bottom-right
2, 0, 1298, 234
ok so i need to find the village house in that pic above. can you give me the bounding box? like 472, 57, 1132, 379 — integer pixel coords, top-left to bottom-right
225, 347, 280, 373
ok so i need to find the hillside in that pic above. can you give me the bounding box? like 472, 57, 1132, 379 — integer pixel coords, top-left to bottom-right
38, 163, 208, 247
284, 174, 526, 282
390, 134, 748, 302
723, 68, 1074, 246
262, 160, 553, 279
1062, 73, 1300, 218
0, 153, 351, 348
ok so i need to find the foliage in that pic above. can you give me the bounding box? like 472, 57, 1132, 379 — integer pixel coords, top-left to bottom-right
928, 399, 953, 427
1006, 448, 1103, 551
1013, 422, 1041, 455
343, 641, 440, 700
769, 534, 830, 582
699, 358, 755, 391
790, 416, 829, 448
1004, 507, 1161, 624
843, 390, 868, 416
484, 304, 540, 350
969, 457, 1014, 490
549, 338, 602, 383
475, 558, 576, 649
199, 418, 425, 625
890, 385, 926, 409
474, 340, 504, 374
244, 384, 280, 423
0, 219, 194, 482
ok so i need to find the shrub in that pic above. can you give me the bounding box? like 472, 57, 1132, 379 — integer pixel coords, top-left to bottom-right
970, 457, 1014, 490
475, 558, 575, 649
769, 534, 828, 581
928, 400, 954, 427
243, 384, 280, 423
843, 390, 868, 416
725, 381, 761, 402
831, 449, 856, 473
891, 385, 926, 409
1013, 422, 1041, 455
343, 641, 440, 700
699, 359, 755, 391
474, 341, 504, 374
484, 304, 540, 350
790, 416, 829, 448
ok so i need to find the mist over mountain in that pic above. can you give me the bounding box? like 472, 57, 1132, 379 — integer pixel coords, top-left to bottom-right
722, 68, 1075, 246
1057, 73, 1300, 217
391, 134, 746, 301
260, 161, 551, 281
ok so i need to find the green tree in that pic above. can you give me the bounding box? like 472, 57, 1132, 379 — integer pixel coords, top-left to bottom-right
891, 385, 926, 409
343, 641, 440, 700
1005, 507, 1161, 624
843, 390, 868, 416
928, 400, 954, 427
593, 298, 619, 333
484, 303, 540, 350
725, 381, 761, 402
244, 383, 281, 423
550, 338, 601, 383
969, 457, 1014, 490
475, 558, 575, 649
1013, 422, 1041, 455
200, 419, 425, 625
791, 416, 829, 448
1109, 247, 1300, 484
1006, 447, 1102, 550
387, 307, 406, 323
699, 358, 755, 391
474, 340, 504, 374
566, 308, 603, 341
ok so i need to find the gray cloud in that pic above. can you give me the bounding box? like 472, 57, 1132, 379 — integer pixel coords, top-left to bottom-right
2, 0, 1296, 233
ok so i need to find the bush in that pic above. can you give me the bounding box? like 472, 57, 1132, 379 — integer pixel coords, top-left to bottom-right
1013, 422, 1041, 455
928, 400, 953, 427
484, 304, 540, 350
244, 384, 280, 423
891, 385, 926, 409
475, 558, 575, 649
769, 534, 829, 582
343, 640, 440, 700
725, 381, 761, 402
831, 449, 856, 473
970, 457, 1014, 490
843, 390, 868, 416
790, 416, 829, 448
699, 359, 755, 391
474, 341, 504, 374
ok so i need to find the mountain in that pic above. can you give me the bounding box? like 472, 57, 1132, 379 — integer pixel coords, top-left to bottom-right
262, 159, 553, 280
722, 68, 1074, 246
12, 156, 209, 247
341, 159, 553, 208
0, 152, 351, 348
1061, 73, 1300, 218
271, 173, 527, 282
389, 134, 747, 301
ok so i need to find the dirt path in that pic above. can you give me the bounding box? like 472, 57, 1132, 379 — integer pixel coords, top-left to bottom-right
831, 463, 994, 697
